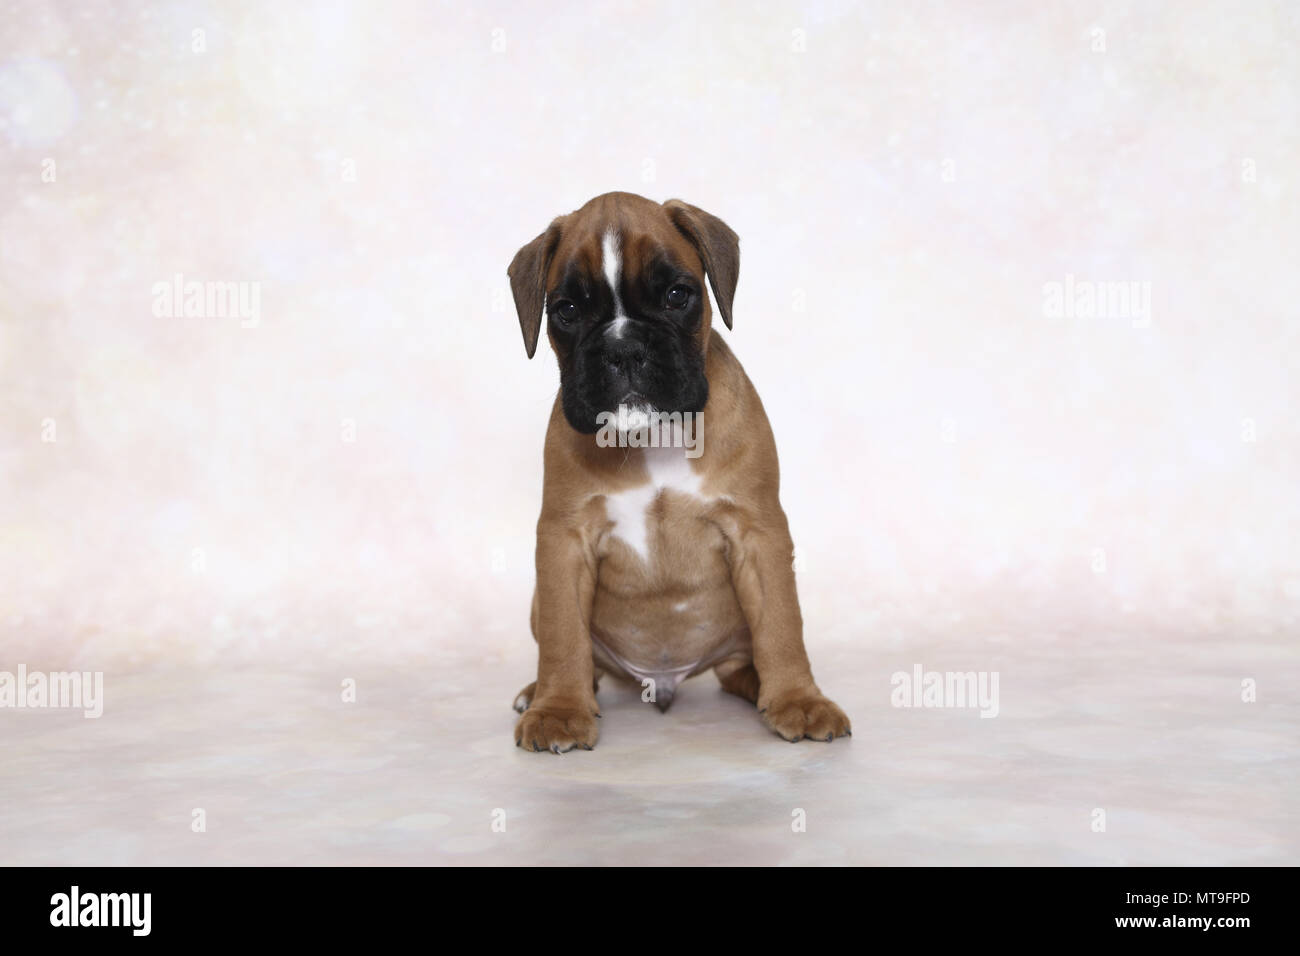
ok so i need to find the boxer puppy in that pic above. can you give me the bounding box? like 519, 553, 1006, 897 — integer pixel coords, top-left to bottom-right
507, 192, 850, 753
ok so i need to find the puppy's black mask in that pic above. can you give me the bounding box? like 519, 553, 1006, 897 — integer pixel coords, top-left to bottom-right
507, 194, 741, 435
547, 252, 709, 434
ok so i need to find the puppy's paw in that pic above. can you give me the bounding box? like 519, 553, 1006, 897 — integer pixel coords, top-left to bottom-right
759, 691, 851, 742
514, 700, 600, 754
512, 681, 537, 714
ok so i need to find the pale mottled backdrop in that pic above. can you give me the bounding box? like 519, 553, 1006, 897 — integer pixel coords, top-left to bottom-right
0, 1, 1296, 865
3, 0, 1296, 668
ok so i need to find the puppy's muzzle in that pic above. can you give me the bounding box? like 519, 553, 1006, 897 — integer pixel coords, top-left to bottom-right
603, 337, 648, 380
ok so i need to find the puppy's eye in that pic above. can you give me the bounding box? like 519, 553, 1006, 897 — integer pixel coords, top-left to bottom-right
552, 300, 579, 326
665, 285, 691, 310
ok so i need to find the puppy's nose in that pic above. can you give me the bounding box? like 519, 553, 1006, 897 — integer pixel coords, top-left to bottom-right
604, 338, 647, 377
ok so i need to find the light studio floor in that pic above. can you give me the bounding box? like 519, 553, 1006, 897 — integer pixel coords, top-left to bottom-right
2, 629, 1294, 867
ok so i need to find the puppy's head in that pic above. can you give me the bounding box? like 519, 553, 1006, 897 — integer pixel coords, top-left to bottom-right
508, 192, 739, 434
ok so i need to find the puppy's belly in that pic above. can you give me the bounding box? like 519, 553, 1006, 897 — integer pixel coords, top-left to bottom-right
590, 586, 750, 687
591, 493, 749, 694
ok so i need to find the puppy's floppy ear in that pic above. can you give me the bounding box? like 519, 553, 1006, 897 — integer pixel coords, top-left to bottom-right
507, 217, 565, 358
663, 199, 740, 329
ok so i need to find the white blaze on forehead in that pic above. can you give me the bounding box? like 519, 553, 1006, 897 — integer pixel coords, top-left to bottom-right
601, 228, 622, 303
601, 227, 629, 337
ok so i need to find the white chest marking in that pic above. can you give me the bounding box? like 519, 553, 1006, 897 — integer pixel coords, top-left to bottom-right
605, 447, 705, 563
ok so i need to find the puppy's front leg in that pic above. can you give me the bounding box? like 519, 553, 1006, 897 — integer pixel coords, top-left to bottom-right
724, 512, 851, 742
514, 519, 601, 753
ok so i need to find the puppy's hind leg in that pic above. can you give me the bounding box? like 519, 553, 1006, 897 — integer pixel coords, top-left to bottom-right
714, 658, 760, 705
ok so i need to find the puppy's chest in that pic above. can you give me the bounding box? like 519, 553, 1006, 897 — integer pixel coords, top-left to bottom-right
590, 449, 745, 687
595, 449, 723, 574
